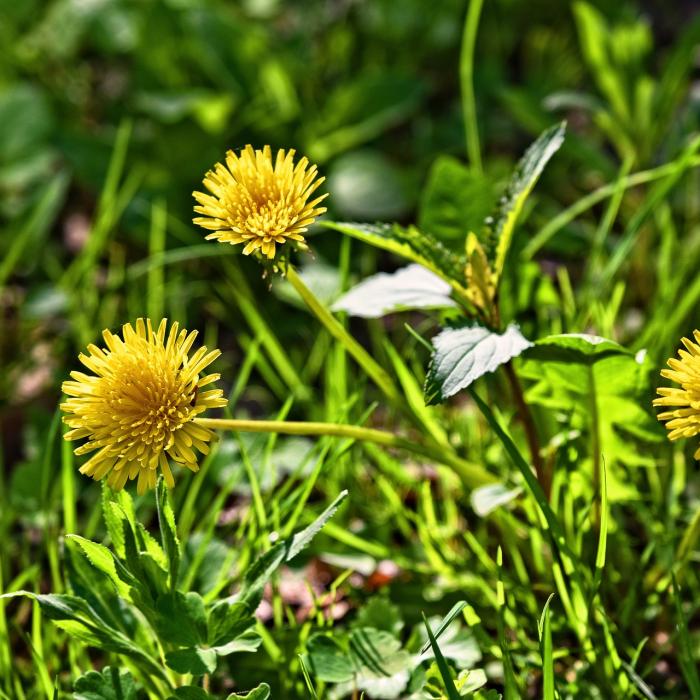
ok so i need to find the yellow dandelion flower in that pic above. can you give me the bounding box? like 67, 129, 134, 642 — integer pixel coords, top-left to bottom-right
192, 145, 327, 261
61, 319, 227, 494
653, 330, 700, 458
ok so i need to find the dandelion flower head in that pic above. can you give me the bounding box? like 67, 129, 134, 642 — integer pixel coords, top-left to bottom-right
61, 319, 227, 493
193, 145, 327, 262
653, 330, 700, 458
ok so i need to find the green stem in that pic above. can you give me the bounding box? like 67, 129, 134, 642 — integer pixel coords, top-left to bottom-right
195, 417, 494, 487
522, 154, 700, 259
285, 265, 401, 405
460, 0, 484, 172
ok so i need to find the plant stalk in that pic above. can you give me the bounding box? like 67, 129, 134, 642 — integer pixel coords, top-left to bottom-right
503, 362, 548, 497
195, 417, 494, 487
285, 265, 401, 405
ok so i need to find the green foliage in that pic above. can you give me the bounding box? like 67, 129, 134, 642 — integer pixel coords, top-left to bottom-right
5, 1, 700, 698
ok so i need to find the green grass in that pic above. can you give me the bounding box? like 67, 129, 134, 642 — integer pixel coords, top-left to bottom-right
3, 0, 700, 698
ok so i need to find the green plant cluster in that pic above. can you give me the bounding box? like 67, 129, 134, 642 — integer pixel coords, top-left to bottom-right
4, 0, 700, 699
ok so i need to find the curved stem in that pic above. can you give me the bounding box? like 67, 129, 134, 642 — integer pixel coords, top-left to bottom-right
460, 0, 484, 172
285, 265, 401, 405
194, 417, 494, 487
522, 155, 700, 259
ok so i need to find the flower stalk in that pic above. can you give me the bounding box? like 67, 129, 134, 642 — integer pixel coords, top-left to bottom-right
285, 265, 401, 406
194, 416, 494, 487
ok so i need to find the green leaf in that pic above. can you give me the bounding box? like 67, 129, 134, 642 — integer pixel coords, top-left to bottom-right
155, 592, 208, 647
418, 155, 497, 246
425, 324, 533, 405
419, 602, 467, 655
349, 627, 413, 680
286, 490, 348, 561
65, 535, 131, 598
156, 476, 180, 590
226, 684, 271, 700
323, 221, 468, 295
208, 601, 255, 647
483, 122, 565, 278
538, 595, 556, 700
305, 635, 356, 683
73, 666, 140, 700
421, 615, 461, 700
101, 484, 135, 558
333, 264, 457, 318
165, 647, 217, 676
521, 334, 663, 474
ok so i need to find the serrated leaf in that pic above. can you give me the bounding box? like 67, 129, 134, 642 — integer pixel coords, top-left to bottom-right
483, 122, 565, 278
323, 221, 468, 294
101, 485, 135, 558
165, 647, 217, 675
332, 264, 457, 318
156, 476, 180, 591
73, 666, 140, 700
65, 535, 131, 598
287, 490, 348, 561
425, 324, 533, 405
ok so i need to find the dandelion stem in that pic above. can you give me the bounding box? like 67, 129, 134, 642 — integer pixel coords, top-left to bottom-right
194, 417, 494, 487
285, 265, 401, 405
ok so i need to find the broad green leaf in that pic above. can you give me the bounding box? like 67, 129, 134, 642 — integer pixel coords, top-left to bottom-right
455, 668, 488, 695
155, 592, 208, 647
208, 601, 255, 648
165, 647, 217, 676
212, 628, 262, 656
483, 122, 565, 279
418, 155, 497, 246
73, 666, 140, 700
425, 324, 533, 405
305, 635, 356, 683
323, 221, 468, 295
521, 334, 663, 474
349, 627, 413, 679
332, 264, 457, 318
